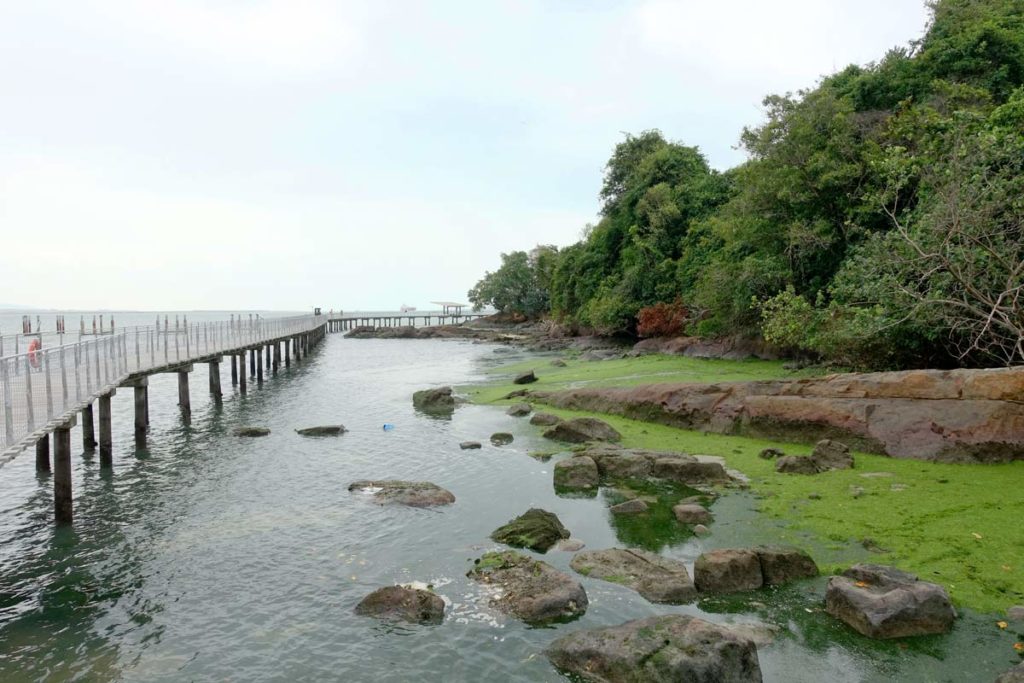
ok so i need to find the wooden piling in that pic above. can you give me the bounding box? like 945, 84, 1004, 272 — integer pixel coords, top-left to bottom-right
53, 417, 75, 524
36, 433, 50, 472
272, 343, 278, 374
178, 370, 191, 421
249, 348, 256, 376
256, 347, 264, 383
230, 354, 238, 385
82, 403, 96, 450
239, 353, 247, 394
99, 391, 114, 467
265, 344, 271, 371
133, 380, 148, 447
209, 360, 222, 399
285, 339, 291, 368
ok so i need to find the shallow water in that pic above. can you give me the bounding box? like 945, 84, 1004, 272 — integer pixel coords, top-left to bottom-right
0, 336, 1019, 681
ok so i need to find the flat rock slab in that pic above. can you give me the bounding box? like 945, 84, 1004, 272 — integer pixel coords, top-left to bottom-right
557, 538, 586, 552
581, 446, 733, 485
490, 432, 514, 446
610, 498, 649, 515
825, 564, 956, 639
544, 417, 622, 444
506, 402, 532, 417
673, 503, 713, 525
348, 480, 455, 507
412, 386, 455, 414
530, 412, 562, 426
233, 426, 270, 437
695, 549, 763, 593
459, 441, 482, 450
295, 425, 347, 436
468, 550, 587, 624
491, 508, 569, 552
547, 614, 762, 683
571, 548, 697, 604
354, 586, 444, 624
554, 456, 599, 489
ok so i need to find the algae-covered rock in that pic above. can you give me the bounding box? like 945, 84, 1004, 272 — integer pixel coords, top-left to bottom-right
467, 550, 587, 624
490, 508, 569, 552
296, 425, 347, 436
233, 426, 270, 437
570, 548, 697, 604
412, 386, 455, 414
354, 586, 444, 624
530, 412, 562, 426
347, 480, 455, 507
513, 370, 538, 385
490, 432, 514, 446
506, 402, 532, 417
553, 456, 599, 489
694, 549, 763, 593
544, 417, 622, 444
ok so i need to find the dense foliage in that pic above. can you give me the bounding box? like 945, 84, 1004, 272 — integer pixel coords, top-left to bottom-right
469, 0, 1024, 367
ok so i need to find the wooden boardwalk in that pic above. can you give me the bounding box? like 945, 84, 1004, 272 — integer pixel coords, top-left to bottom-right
325, 313, 485, 332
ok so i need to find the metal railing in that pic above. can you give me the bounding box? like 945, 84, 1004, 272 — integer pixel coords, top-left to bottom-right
0, 314, 325, 464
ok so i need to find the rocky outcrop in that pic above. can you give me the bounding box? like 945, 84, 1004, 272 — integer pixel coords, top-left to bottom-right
529, 412, 562, 426
513, 370, 537, 385
348, 480, 455, 507
295, 425, 347, 436
506, 402, 532, 417
582, 446, 732, 485
631, 335, 781, 361
490, 508, 570, 552
825, 564, 957, 639
570, 548, 697, 603
694, 547, 818, 593
553, 456, 599, 489
412, 386, 455, 415
233, 426, 270, 437
490, 432, 514, 446
546, 614, 762, 683
543, 417, 622, 444
354, 586, 445, 624
468, 551, 587, 624
535, 367, 1024, 462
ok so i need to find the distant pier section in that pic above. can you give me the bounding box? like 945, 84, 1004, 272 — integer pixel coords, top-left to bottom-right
325, 302, 486, 332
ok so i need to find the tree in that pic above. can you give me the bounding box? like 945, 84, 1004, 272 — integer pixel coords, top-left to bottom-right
468, 246, 557, 317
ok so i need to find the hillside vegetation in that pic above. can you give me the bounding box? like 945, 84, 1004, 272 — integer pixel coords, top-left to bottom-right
470, 0, 1024, 369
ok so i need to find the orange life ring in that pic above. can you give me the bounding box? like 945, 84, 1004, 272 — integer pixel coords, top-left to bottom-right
28, 339, 41, 369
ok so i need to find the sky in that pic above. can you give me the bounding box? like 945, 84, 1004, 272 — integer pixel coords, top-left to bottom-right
0, 0, 930, 312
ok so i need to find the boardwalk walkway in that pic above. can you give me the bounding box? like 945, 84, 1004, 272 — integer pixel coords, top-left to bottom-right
0, 314, 325, 465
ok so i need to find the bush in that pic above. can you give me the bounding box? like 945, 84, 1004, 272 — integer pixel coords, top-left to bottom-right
637, 301, 690, 338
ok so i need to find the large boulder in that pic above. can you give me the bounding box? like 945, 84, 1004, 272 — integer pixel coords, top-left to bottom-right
530, 412, 562, 426
490, 508, 570, 552
412, 386, 455, 414
506, 402, 532, 417
775, 455, 821, 475
354, 586, 444, 624
296, 425, 347, 436
513, 370, 538, 385
653, 457, 731, 484
586, 447, 655, 479
544, 417, 622, 444
812, 439, 854, 470
347, 480, 455, 507
581, 446, 734, 485
546, 614, 762, 683
570, 548, 697, 604
673, 503, 713, 525
755, 546, 819, 585
467, 550, 587, 624
825, 564, 957, 639
694, 549, 763, 593
554, 456, 599, 489
996, 662, 1024, 683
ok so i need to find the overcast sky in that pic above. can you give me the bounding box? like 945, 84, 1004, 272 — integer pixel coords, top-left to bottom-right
0, 0, 930, 312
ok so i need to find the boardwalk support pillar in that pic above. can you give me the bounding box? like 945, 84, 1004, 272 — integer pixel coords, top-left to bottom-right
82, 403, 96, 451
53, 414, 76, 525
208, 360, 222, 401
123, 377, 149, 447
99, 390, 114, 467
177, 368, 192, 422
35, 433, 50, 472
239, 352, 248, 395
256, 347, 264, 384
285, 339, 291, 368
230, 354, 238, 386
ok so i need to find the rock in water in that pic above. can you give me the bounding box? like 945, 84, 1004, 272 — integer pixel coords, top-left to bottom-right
825, 564, 956, 638
530, 412, 562, 426
490, 508, 569, 552
755, 546, 819, 585
506, 402, 532, 417
996, 662, 1024, 683
347, 480, 456, 507
295, 425, 347, 436
354, 586, 444, 624
812, 439, 854, 470
490, 432, 514, 446
546, 614, 762, 683
694, 549, 763, 593
233, 426, 270, 437
467, 550, 587, 624
610, 498, 648, 515
775, 455, 820, 475
459, 441, 482, 450
673, 503, 713, 525
544, 417, 622, 444
1007, 605, 1024, 621
412, 386, 456, 414
570, 548, 697, 604
553, 456, 599, 489
513, 370, 538, 385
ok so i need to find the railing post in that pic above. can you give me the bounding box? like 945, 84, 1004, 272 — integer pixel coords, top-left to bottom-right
44, 349, 53, 421
59, 346, 68, 412
2, 359, 14, 447
24, 355, 34, 432
99, 391, 114, 467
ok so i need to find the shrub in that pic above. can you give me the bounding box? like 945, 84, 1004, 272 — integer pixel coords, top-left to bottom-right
637, 301, 690, 338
